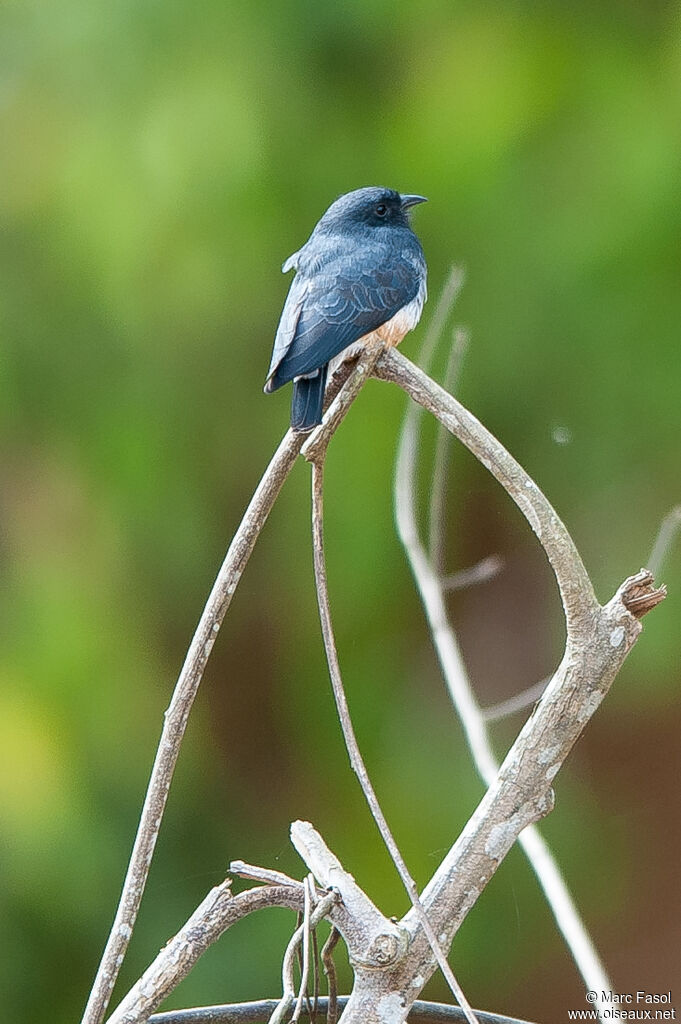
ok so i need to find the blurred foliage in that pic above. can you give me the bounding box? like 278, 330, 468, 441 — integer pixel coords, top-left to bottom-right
1, 1, 680, 1021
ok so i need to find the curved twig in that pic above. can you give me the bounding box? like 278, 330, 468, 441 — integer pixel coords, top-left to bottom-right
321, 928, 341, 1024
441, 554, 503, 593
376, 348, 599, 635
310, 461, 480, 1024
268, 890, 340, 1024
480, 678, 549, 721
107, 885, 307, 1024
428, 326, 469, 568
80, 363, 365, 1024
291, 878, 313, 1023
374, 347, 664, 1024
82, 433, 305, 1024
393, 350, 617, 1013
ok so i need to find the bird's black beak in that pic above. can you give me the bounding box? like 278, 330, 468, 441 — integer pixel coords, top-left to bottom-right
400, 194, 428, 209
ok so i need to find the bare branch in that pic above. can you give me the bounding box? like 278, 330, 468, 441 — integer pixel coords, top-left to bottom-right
89, 315, 665, 1024
291, 878, 314, 1023
378, 348, 599, 634
417, 265, 466, 373
268, 890, 340, 1024
441, 554, 503, 593
82, 364, 365, 1024
394, 305, 632, 1017
268, 917, 304, 1024
230, 862, 307, 889
82, 430, 306, 1024
392, 362, 616, 1014
311, 913, 321, 1024
373, 347, 663, 1024
480, 677, 549, 722
428, 326, 470, 569
321, 928, 341, 1024
107, 884, 306, 1024
309, 461, 480, 1024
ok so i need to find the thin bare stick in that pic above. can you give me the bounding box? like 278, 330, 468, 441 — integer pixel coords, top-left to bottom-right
441, 554, 504, 592
291, 878, 313, 1023
399, 269, 467, 573
311, 919, 320, 1024
82, 430, 306, 1024
428, 327, 470, 569
294, 907, 318, 1024
230, 862, 307, 889
418, 266, 466, 373
321, 928, 341, 1024
269, 891, 340, 1024
82, 364, 365, 1024
480, 677, 549, 722
648, 504, 681, 577
420, 311, 501, 588
380, 349, 601, 631
269, 932, 301, 1024
310, 460, 480, 1024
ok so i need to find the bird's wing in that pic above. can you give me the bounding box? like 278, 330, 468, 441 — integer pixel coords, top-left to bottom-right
264, 273, 309, 392
266, 258, 419, 388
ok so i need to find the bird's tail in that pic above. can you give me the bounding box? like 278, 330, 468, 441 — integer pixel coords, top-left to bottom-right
290, 367, 328, 432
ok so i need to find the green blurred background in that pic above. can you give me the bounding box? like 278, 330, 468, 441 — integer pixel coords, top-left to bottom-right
1, 1, 679, 1021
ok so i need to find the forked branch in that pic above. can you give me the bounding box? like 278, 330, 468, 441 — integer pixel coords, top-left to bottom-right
86, 336, 664, 1024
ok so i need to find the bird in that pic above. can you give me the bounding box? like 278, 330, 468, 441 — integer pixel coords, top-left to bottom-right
264, 186, 428, 432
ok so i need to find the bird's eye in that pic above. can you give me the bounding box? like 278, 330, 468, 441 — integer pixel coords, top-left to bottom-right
375, 204, 388, 217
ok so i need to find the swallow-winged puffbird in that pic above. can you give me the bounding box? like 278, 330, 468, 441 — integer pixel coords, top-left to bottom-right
264, 186, 428, 431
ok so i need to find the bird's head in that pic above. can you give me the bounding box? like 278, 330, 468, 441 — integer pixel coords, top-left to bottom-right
316, 186, 427, 233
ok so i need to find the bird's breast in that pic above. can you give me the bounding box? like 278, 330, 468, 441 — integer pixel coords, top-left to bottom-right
375, 281, 426, 347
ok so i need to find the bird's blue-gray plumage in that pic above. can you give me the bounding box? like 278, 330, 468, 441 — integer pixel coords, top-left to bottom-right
265, 187, 427, 431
